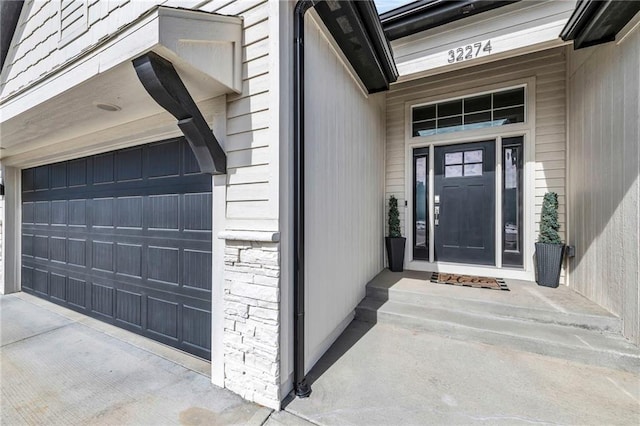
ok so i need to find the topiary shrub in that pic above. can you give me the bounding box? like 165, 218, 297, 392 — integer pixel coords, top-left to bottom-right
539, 192, 562, 244
388, 195, 401, 238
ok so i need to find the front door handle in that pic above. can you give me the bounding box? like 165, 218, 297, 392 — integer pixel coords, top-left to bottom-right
435, 206, 440, 226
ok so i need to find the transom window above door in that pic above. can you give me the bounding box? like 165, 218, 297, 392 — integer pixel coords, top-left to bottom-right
411, 87, 525, 137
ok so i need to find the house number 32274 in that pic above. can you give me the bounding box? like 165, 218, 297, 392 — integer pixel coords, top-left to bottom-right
447, 41, 492, 64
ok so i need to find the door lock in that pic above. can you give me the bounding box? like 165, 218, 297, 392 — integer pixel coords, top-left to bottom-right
434, 206, 440, 226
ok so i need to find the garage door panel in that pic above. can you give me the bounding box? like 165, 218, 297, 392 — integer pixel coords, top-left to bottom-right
35, 201, 49, 224
51, 200, 68, 224
116, 147, 144, 182
22, 138, 213, 360
49, 237, 66, 263
22, 202, 34, 223
22, 169, 35, 192
68, 199, 87, 225
93, 198, 115, 227
22, 234, 34, 256
93, 153, 115, 184
116, 243, 142, 277
67, 277, 88, 309
116, 289, 143, 328
34, 235, 48, 259
148, 297, 179, 340
183, 250, 212, 291
51, 163, 68, 189
92, 241, 115, 272
147, 195, 179, 230
91, 283, 115, 318
68, 239, 87, 266
33, 269, 48, 296
22, 266, 34, 290
183, 305, 211, 351
50, 273, 67, 301
35, 166, 49, 191
116, 197, 143, 228
183, 193, 213, 231
68, 159, 88, 187
148, 140, 181, 177
147, 246, 180, 284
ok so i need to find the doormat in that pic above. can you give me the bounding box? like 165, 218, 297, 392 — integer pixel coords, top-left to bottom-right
430, 272, 509, 291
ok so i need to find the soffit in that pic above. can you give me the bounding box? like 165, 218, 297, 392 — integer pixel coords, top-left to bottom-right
0, 6, 241, 165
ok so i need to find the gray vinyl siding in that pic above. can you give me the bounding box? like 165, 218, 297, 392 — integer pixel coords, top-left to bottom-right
303, 14, 386, 372
566, 30, 640, 345
385, 48, 567, 271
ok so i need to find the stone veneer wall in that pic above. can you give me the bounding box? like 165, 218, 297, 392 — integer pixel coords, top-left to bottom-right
223, 240, 281, 407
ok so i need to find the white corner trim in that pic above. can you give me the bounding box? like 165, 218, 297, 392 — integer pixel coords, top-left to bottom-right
218, 230, 280, 242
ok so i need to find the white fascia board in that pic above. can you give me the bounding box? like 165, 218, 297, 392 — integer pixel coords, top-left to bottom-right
393, 0, 575, 83
396, 19, 571, 82
0, 6, 242, 124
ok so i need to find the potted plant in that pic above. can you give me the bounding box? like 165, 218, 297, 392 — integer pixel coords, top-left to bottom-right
535, 192, 565, 287
386, 195, 406, 272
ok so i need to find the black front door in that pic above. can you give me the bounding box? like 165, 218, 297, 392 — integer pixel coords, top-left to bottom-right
434, 141, 495, 265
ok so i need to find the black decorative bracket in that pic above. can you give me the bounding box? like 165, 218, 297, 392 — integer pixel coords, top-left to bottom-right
133, 52, 226, 175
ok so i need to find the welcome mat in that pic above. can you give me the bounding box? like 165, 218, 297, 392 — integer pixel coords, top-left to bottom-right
430, 272, 509, 291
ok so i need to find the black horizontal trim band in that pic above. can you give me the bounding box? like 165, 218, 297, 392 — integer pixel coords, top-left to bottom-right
561, 0, 640, 49
380, 0, 518, 41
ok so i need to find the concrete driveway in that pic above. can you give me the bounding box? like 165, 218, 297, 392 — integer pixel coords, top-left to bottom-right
0, 293, 278, 425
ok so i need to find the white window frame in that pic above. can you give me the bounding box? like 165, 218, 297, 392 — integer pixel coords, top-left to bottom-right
409, 85, 527, 138
403, 77, 536, 281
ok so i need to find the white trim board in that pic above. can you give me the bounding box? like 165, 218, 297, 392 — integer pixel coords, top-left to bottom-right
392, 0, 575, 83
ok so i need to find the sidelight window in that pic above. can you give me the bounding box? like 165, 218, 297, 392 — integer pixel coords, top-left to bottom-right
413, 148, 429, 260
502, 137, 524, 267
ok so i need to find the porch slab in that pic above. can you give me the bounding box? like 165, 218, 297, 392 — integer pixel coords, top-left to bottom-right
285, 320, 640, 425
366, 269, 621, 331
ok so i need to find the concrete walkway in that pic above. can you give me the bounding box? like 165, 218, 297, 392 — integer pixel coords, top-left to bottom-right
0, 293, 277, 425
285, 320, 640, 425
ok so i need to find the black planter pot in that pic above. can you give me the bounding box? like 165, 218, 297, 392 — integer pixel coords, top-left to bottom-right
385, 237, 406, 272
535, 242, 565, 288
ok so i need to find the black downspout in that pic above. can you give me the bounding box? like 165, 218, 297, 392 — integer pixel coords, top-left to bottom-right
293, 0, 317, 399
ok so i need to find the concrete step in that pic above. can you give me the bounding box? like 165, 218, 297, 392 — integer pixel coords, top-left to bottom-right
365, 283, 622, 333
356, 298, 640, 373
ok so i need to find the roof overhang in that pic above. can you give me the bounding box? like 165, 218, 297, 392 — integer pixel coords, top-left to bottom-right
560, 0, 640, 49
0, 6, 241, 167
381, 0, 519, 41
388, 0, 576, 83
313, 0, 398, 93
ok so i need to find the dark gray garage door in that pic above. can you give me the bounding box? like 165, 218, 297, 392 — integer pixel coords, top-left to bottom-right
21, 138, 213, 360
